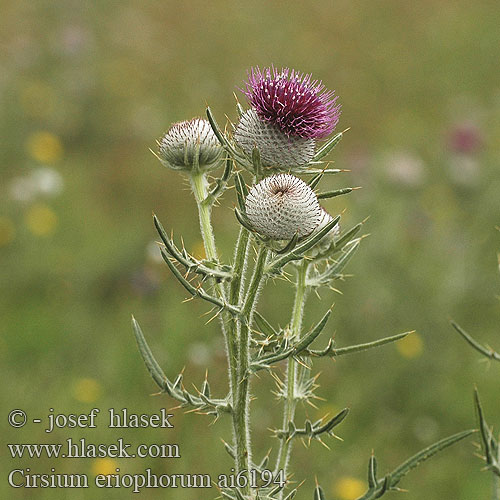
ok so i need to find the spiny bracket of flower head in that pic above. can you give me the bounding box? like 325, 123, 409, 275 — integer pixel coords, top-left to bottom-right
157, 118, 223, 172
234, 66, 341, 172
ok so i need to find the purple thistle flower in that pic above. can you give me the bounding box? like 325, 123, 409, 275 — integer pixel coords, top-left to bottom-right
242, 66, 341, 139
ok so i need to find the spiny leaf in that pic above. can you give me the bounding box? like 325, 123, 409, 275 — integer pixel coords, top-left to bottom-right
311, 240, 360, 284
131, 317, 167, 390
266, 215, 341, 273
313, 130, 346, 161
356, 430, 475, 500
308, 331, 413, 358
293, 309, 332, 354
314, 408, 350, 436
389, 429, 476, 486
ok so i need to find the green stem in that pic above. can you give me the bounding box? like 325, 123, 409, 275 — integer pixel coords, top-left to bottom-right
275, 260, 309, 486
233, 244, 268, 488
189, 171, 218, 262
227, 227, 251, 384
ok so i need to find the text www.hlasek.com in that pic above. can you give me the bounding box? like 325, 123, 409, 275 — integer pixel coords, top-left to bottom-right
8, 439, 180, 459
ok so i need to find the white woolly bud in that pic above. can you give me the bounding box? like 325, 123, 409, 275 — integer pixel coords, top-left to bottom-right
308, 207, 340, 257
234, 109, 315, 170
158, 118, 222, 171
245, 174, 322, 240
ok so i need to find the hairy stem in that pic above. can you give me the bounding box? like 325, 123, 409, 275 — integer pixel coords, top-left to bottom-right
189, 171, 218, 262
275, 260, 309, 486
227, 227, 251, 385
233, 244, 268, 490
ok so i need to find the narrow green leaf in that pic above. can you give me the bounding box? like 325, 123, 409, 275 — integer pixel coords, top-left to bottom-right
131, 317, 167, 390
234, 172, 249, 211
389, 429, 476, 486
368, 454, 377, 489
332, 222, 363, 252
303, 168, 343, 175
223, 441, 235, 458
234, 488, 246, 500
293, 309, 332, 354
374, 475, 390, 499
254, 311, 279, 337
314, 408, 349, 436
314, 484, 326, 500
474, 388, 495, 465
451, 320, 500, 361
313, 130, 345, 161
315, 240, 360, 283
317, 187, 353, 200
313, 331, 413, 358
308, 172, 324, 189
252, 146, 262, 177
235, 207, 255, 233
206, 106, 246, 163
267, 215, 341, 272
275, 232, 300, 255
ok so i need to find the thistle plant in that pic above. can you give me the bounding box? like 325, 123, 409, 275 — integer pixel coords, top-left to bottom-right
132, 66, 475, 500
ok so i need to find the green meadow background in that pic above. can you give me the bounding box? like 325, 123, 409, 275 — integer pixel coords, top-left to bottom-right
1, 1, 499, 498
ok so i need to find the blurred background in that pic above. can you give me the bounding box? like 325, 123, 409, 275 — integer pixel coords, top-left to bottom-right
1, 0, 499, 498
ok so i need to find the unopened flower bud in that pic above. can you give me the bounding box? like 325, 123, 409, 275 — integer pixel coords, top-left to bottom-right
245, 174, 322, 240
158, 118, 222, 171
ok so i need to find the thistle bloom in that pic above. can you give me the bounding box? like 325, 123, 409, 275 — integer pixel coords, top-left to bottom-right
243, 67, 341, 140
235, 67, 340, 170
158, 118, 222, 171
245, 174, 322, 240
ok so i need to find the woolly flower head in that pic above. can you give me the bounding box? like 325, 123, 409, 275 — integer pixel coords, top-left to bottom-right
309, 207, 340, 257
158, 118, 222, 171
245, 174, 321, 240
242, 66, 341, 139
234, 109, 315, 169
